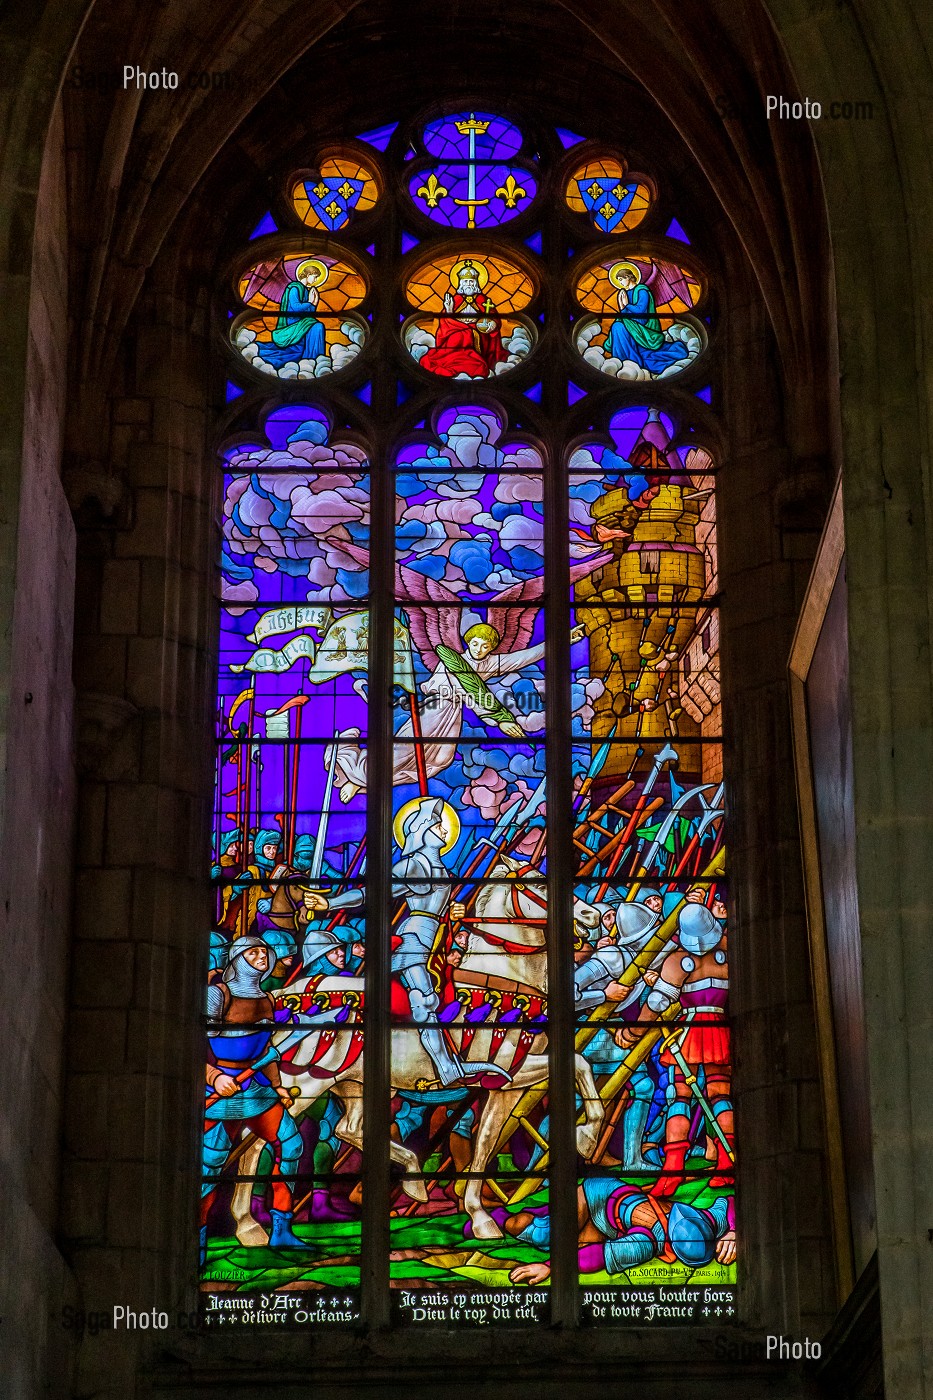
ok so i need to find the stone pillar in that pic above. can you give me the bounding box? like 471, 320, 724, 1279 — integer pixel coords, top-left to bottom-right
770, 1, 933, 1392
0, 94, 79, 1400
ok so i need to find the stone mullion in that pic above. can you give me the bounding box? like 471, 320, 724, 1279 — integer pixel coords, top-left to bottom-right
542, 203, 579, 1328
359, 202, 398, 1329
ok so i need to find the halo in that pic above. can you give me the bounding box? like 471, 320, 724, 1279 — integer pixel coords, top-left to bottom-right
393, 797, 461, 855
295, 258, 329, 286
450, 257, 489, 290
608, 260, 643, 288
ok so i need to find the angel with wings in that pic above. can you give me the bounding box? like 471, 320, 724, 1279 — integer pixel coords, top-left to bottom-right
603, 259, 694, 375
326, 552, 605, 802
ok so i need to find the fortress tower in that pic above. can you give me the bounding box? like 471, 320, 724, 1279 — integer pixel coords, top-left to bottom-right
574, 410, 716, 796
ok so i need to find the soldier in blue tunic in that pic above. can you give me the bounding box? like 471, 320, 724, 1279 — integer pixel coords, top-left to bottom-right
200, 935, 309, 1262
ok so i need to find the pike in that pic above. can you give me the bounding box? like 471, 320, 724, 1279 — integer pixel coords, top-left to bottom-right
584, 743, 678, 893
451, 774, 549, 916
671, 782, 724, 879
634, 781, 719, 880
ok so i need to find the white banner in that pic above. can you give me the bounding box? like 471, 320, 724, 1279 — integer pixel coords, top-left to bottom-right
247, 604, 333, 645
230, 634, 317, 674
231, 609, 415, 691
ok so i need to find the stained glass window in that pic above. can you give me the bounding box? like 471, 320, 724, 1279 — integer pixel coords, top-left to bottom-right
204, 111, 731, 1331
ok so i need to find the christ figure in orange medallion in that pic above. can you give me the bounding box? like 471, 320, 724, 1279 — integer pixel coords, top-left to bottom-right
420, 259, 507, 377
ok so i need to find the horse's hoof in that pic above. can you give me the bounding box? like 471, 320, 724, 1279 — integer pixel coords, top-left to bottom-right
576, 1127, 600, 1159
402, 1177, 429, 1203
470, 1213, 503, 1241
235, 1221, 270, 1247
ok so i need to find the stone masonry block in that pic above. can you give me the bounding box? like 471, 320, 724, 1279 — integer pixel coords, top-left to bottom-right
74, 867, 133, 941
99, 559, 140, 635
68, 1010, 127, 1073
70, 939, 135, 1008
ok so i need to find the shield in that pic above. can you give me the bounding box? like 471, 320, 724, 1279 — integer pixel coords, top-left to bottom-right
577, 177, 637, 233
300, 175, 366, 231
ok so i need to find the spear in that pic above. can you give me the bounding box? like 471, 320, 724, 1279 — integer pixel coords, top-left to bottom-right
572, 724, 617, 811
484, 847, 727, 1172
586, 743, 678, 895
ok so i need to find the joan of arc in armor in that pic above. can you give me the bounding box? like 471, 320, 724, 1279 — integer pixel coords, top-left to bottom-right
392, 797, 508, 1087
200, 936, 309, 1260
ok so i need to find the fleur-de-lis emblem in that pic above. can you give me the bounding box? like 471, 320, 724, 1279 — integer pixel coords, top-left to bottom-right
495, 173, 527, 208
337, 180, 356, 200
599, 201, 617, 221
325, 200, 342, 219
313, 181, 328, 198
612, 182, 630, 201
417, 173, 449, 207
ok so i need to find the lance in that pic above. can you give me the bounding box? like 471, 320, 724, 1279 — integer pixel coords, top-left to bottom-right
655, 1020, 733, 1159
450, 777, 546, 904
406, 698, 429, 797
588, 743, 678, 896
480, 774, 546, 851
239, 686, 257, 938
287, 696, 306, 863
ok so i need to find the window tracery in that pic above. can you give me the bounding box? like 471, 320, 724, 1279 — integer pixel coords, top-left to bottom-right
205, 107, 732, 1330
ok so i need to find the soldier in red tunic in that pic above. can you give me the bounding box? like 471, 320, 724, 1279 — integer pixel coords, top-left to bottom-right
615, 895, 733, 1198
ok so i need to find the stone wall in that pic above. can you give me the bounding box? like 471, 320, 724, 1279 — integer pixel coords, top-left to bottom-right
0, 98, 78, 1400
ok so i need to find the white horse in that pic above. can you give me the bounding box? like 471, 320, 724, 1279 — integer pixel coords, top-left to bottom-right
227, 859, 604, 1243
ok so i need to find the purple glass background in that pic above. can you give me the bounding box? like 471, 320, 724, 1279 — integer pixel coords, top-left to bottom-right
408, 163, 537, 228
421, 113, 523, 160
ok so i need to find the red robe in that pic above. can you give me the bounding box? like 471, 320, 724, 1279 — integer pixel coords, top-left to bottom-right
420, 293, 507, 377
